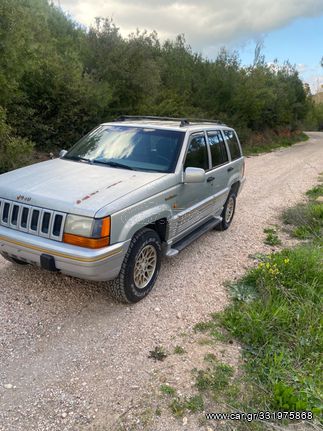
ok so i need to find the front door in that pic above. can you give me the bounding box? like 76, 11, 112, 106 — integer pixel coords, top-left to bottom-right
171, 132, 216, 239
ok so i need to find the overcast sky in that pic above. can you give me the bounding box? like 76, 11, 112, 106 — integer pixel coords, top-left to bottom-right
59, 0, 323, 92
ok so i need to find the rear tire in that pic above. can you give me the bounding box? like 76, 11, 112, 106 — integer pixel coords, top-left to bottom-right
109, 228, 162, 303
215, 192, 236, 231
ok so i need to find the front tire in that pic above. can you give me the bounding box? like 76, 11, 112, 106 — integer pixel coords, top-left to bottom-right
215, 192, 236, 231
110, 228, 162, 303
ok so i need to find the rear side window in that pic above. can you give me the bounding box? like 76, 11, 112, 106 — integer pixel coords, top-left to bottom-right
184, 134, 209, 170
223, 130, 242, 160
207, 131, 229, 167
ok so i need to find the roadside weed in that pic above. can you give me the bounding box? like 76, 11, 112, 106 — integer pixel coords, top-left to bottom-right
306, 183, 323, 199
244, 133, 309, 156
193, 321, 215, 332
160, 384, 176, 396
194, 361, 234, 393
193, 319, 226, 341
173, 345, 186, 355
283, 202, 323, 240
263, 227, 282, 246
282, 182, 323, 242
169, 395, 204, 416
149, 346, 167, 361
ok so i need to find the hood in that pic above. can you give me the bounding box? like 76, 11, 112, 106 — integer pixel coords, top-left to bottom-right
0, 159, 166, 217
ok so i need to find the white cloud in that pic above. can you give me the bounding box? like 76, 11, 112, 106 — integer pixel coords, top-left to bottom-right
60, 0, 323, 50
305, 75, 323, 94
294, 64, 323, 93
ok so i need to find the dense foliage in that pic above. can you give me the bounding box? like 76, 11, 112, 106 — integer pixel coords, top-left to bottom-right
0, 107, 34, 173
0, 0, 314, 164
304, 102, 323, 131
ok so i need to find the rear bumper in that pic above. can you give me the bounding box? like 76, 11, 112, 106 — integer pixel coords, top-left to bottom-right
0, 225, 130, 281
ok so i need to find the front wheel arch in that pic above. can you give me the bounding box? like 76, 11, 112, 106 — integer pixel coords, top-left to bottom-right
109, 228, 162, 303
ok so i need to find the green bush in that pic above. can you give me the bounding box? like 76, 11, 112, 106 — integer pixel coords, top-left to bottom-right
303, 102, 323, 131
282, 201, 323, 240
0, 107, 34, 173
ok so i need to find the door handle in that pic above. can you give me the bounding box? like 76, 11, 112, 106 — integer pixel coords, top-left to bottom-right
227, 167, 234, 172
207, 176, 215, 182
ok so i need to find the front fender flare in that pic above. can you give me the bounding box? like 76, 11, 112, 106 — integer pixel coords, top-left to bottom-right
111, 203, 172, 243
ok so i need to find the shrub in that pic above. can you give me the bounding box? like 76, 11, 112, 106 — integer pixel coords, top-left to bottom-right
0, 107, 34, 173
282, 202, 323, 240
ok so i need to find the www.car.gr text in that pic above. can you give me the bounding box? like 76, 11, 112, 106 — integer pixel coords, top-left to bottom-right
205, 411, 313, 422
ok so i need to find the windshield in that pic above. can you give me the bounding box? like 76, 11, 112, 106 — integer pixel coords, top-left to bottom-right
64, 125, 185, 173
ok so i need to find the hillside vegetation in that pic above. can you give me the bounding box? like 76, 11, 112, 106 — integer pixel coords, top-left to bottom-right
0, 0, 318, 172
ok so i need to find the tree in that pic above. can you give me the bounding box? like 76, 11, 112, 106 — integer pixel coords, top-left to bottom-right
0, 107, 33, 173
0, 0, 310, 156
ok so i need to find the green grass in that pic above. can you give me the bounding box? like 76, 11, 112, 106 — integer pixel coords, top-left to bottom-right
160, 384, 176, 396
169, 395, 204, 416
264, 227, 282, 246
282, 201, 323, 241
219, 245, 323, 416
203, 352, 217, 363
193, 320, 227, 342
160, 382, 204, 417
193, 321, 215, 332
194, 361, 234, 393
244, 132, 309, 156
173, 345, 186, 355
306, 184, 323, 200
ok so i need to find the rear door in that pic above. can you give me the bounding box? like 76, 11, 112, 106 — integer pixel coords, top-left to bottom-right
222, 129, 244, 186
206, 130, 231, 213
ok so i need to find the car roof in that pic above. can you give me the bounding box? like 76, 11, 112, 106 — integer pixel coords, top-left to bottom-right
102, 120, 234, 133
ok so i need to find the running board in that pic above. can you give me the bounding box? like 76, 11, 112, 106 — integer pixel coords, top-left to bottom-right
166, 217, 222, 257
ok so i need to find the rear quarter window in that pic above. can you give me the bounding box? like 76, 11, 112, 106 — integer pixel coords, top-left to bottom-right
223, 130, 242, 160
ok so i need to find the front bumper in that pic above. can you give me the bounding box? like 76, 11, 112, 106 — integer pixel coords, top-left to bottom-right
0, 225, 130, 281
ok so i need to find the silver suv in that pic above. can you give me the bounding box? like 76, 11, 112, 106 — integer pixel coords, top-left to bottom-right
0, 116, 245, 302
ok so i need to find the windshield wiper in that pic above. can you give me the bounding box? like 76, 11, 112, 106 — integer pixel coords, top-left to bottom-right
65, 155, 93, 163
92, 160, 134, 170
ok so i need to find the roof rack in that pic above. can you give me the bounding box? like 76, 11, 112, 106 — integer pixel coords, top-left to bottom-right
115, 115, 226, 127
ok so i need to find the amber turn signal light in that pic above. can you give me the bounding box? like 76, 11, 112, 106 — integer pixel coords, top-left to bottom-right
100, 217, 110, 237
63, 233, 110, 249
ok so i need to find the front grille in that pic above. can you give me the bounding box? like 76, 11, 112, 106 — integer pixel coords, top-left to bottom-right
0, 198, 66, 241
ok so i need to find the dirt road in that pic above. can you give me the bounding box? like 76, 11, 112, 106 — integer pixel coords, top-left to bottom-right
1, 132, 323, 431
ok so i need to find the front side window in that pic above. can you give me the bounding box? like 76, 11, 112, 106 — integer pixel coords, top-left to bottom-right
223, 130, 242, 160
64, 125, 185, 173
184, 134, 209, 170
207, 131, 229, 167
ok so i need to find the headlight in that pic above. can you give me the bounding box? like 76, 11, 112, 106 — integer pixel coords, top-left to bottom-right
64, 215, 94, 237
63, 215, 110, 248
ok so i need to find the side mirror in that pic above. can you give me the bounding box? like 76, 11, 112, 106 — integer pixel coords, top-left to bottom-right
184, 167, 205, 183
59, 149, 68, 158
